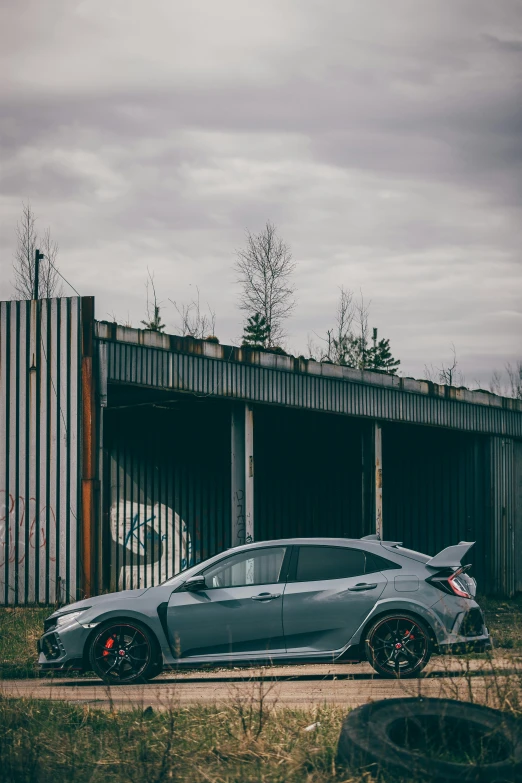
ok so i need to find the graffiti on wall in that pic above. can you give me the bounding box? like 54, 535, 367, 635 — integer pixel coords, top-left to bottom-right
232, 488, 253, 547
0, 491, 55, 568
110, 501, 191, 590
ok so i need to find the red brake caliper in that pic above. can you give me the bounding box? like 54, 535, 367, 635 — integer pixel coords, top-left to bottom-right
103, 635, 116, 657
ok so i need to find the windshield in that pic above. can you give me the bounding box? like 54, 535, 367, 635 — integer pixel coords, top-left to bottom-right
161, 549, 231, 586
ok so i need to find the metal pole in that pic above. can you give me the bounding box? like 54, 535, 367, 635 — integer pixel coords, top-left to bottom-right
33, 249, 44, 300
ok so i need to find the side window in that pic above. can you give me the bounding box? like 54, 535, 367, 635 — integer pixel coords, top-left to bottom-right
365, 552, 402, 573
202, 547, 286, 589
295, 546, 365, 582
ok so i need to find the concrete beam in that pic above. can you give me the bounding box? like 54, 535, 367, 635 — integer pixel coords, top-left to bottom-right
231, 403, 254, 547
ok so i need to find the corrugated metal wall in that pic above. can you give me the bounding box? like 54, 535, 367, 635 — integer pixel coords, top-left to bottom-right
254, 407, 364, 541
0, 298, 82, 605
102, 339, 522, 438
105, 398, 231, 591
489, 437, 516, 596
382, 423, 491, 591
515, 441, 522, 595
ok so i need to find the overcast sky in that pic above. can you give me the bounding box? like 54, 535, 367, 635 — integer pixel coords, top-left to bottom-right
1, 1, 521, 387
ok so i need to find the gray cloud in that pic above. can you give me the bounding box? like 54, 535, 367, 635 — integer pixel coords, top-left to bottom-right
0, 0, 521, 388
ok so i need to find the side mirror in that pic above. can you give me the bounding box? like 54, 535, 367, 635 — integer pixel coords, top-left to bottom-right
184, 575, 206, 592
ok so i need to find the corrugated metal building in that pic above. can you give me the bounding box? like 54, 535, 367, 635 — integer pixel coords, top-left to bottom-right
1, 296, 521, 603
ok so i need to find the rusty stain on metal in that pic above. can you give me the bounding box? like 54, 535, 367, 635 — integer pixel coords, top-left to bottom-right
81, 297, 96, 598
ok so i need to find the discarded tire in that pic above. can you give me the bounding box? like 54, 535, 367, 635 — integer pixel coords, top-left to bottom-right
337, 698, 522, 782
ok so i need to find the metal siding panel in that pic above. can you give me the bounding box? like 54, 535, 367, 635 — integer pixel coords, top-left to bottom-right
487, 436, 516, 596
15, 302, 25, 603
0, 303, 9, 604
9, 302, 19, 604
47, 298, 59, 604
101, 340, 522, 437
514, 441, 522, 594
0, 297, 85, 606
56, 300, 65, 602
22, 303, 31, 602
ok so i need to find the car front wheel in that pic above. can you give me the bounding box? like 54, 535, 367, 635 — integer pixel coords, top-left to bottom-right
89, 621, 159, 684
365, 614, 431, 678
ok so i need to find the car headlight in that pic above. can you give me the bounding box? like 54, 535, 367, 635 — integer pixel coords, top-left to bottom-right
54, 610, 86, 628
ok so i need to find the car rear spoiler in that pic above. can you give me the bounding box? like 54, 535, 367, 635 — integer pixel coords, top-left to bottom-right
425, 541, 475, 569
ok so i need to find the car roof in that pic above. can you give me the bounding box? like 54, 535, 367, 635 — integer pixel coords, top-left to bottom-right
229, 537, 395, 550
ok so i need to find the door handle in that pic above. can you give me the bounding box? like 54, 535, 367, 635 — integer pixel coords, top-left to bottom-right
251, 592, 281, 601
348, 583, 378, 591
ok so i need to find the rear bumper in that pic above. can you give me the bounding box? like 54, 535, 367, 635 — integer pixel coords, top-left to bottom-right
438, 635, 492, 655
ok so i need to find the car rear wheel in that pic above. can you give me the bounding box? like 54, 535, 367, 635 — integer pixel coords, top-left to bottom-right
89, 621, 159, 684
365, 614, 431, 678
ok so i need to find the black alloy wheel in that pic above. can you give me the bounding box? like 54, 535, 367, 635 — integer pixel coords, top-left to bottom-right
365, 615, 431, 678
89, 622, 157, 684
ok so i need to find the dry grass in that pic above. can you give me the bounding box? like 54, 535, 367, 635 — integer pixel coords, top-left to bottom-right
0, 606, 49, 678
0, 697, 352, 783
1, 658, 521, 783
480, 594, 522, 650
1, 599, 522, 781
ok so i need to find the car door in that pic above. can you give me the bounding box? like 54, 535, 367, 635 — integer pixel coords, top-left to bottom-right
167, 545, 289, 659
282, 545, 387, 654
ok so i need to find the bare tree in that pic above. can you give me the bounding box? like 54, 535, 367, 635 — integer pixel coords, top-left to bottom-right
107, 310, 133, 327
235, 221, 296, 347
350, 292, 372, 369
424, 344, 465, 386
489, 369, 503, 395
12, 203, 63, 299
170, 287, 216, 339
506, 360, 522, 400
141, 269, 165, 332
314, 286, 355, 363
490, 361, 522, 399
311, 289, 399, 373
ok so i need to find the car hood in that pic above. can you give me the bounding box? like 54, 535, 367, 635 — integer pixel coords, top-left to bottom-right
48, 588, 150, 618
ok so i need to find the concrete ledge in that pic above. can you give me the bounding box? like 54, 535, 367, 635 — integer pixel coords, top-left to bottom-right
94, 321, 522, 412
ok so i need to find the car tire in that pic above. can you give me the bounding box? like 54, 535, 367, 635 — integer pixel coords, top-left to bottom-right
365, 612, 432, 678
337, 697, 522, 783
89, 620, 160, 685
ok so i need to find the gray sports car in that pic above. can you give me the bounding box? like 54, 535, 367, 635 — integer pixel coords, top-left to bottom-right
38, 537, 491, 682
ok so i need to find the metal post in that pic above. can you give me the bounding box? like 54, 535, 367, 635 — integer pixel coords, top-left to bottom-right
33, 249, 44, 300
374, 421, 383, 540
361, 420, 383, 539
81, 297, 96, 597
231, 403, 254, 547
96, 341, 108, 593
245, 404, 254, 543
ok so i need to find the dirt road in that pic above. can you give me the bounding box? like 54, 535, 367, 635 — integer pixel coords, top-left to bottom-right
1, 656, 519, 711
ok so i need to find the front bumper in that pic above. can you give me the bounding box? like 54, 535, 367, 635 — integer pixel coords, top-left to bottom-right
37, 619, 91, 672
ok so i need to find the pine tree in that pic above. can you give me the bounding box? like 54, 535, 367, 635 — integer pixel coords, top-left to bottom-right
141, 304, 165, 332
141, 270, 165, 332
242, 313, 271, 349
368, 332, 400, 374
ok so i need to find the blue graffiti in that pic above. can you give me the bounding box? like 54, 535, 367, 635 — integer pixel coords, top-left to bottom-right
124, 513, 167, 551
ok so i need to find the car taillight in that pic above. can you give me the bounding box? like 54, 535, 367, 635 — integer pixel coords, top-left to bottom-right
426, 566, 473, 598
447, 572, 472, 599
